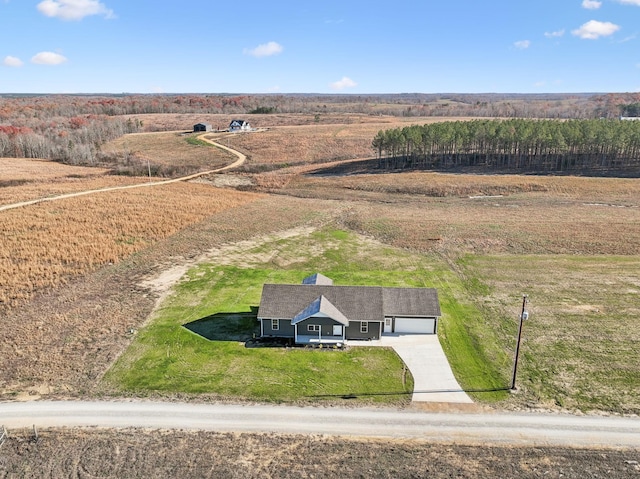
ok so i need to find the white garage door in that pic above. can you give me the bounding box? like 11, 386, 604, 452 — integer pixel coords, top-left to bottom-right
394, 317, 436, 334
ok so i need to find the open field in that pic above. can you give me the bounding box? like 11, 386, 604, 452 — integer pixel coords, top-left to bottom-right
0, 196, 335, 398
104, 229, 507, 404
113, 113, 479, 168
1, 116, 639, 415
458, 254, 640, 414
281, 172, 640, 256
101, 131, 236, 176
0, 182, 259, 309
228, 117, 481, 167
0, 158, 147, 204
4, 428, 638, 479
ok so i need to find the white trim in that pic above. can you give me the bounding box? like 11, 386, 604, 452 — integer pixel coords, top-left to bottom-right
360, 322, 368, 333
308, 324, 320, 332
271, 318, 280, 331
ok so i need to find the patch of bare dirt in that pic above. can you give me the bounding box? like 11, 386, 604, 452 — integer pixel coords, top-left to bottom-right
1, 428, 638, 479
138, 225, 317, 309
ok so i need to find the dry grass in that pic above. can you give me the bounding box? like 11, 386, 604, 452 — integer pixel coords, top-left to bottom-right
0, 195, 333, 396
230, 118, 479, 166
0, 158, 147, 205
280, 172, 640, 256
0, 183, 260, 309
101, 131, 236, 174
114, 113, 477, 167
3, 428, 638, 479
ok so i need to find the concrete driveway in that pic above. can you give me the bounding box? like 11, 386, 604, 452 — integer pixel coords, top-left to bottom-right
353, 334, 473, 403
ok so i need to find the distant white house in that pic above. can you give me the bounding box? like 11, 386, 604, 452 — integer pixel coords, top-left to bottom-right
229, 119, 251, 132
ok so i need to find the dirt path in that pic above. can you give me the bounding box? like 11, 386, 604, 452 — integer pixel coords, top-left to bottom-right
0, 133, 246, 213
2, 401, 640, 448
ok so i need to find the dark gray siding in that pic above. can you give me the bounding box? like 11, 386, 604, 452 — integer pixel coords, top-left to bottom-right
261, 318, 294, 337
296, 317, 344, 337
345, 321, 381, 340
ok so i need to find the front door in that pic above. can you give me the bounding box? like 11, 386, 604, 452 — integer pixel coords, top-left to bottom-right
333, 325, 342, 336
384, 318, 392, 333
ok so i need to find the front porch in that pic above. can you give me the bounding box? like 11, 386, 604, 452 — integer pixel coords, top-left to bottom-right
295, 334, 345, 346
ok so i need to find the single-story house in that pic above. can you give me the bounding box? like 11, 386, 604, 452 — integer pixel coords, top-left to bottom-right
229, 119, 251, 131
194, 123, 213, 132
257, 273, 441, 345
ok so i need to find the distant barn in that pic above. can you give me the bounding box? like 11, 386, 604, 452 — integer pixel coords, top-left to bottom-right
194, 123, 212, 132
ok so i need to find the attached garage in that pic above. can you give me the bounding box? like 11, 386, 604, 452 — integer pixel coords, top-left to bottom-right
392, 317, 436, 334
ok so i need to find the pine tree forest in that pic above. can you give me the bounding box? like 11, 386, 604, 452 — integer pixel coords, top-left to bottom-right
372, 119, 640, 174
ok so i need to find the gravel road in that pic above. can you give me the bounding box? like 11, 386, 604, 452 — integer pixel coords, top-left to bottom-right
2, 401, 639, 449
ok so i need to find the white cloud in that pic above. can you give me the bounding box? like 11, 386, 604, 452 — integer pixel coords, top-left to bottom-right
514, 40, 531, 49
31, 51, 68, 65
616, 0, 640, 5
3, 55, 23, 67
330, 76, 357, 91
582, 0, 602, 9
243, 41, 283, 58
544, 29, 565, 38
37, 0, 114, 21
572, 20, 620, 39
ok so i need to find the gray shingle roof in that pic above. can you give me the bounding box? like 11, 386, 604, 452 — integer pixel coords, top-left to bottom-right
258, 283, 440, 322
292, 295, 349, 325
258, 284, 384, 322
382, 288, 441, 317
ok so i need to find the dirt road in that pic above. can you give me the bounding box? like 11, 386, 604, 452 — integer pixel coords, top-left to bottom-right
0, 133, 246, 213
2, 401, 640, 449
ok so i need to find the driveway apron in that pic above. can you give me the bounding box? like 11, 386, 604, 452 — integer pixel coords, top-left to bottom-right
357, 334, 473, 403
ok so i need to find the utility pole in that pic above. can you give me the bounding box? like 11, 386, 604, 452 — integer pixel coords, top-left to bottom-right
510, 294, 529, 391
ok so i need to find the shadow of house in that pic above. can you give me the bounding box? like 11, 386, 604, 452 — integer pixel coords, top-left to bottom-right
183, 310, 259, 342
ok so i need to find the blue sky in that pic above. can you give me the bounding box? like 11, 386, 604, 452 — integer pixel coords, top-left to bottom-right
1, 0, 639, 94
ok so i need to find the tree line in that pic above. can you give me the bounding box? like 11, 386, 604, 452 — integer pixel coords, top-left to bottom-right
372, 119, 640, 174
0, 116, 140, 165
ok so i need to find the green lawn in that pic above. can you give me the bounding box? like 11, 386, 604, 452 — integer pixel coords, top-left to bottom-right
104, 228, 511, 404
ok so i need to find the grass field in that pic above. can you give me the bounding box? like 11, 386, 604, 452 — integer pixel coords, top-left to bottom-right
101, 131, 236, 176
457, 254, 640, 413
105, 228, 510, 404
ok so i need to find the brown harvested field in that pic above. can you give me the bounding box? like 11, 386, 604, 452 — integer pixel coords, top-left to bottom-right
2, 429, 639, 479
280, 172, 640, 255
0, 158, 147, 205
0, 182, 260, 309
101, 130, 237, 174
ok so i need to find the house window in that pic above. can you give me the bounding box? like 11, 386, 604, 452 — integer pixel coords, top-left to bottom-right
271, 319, 279, 331
308, 324, 320, 332
360, 322, 368, 333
